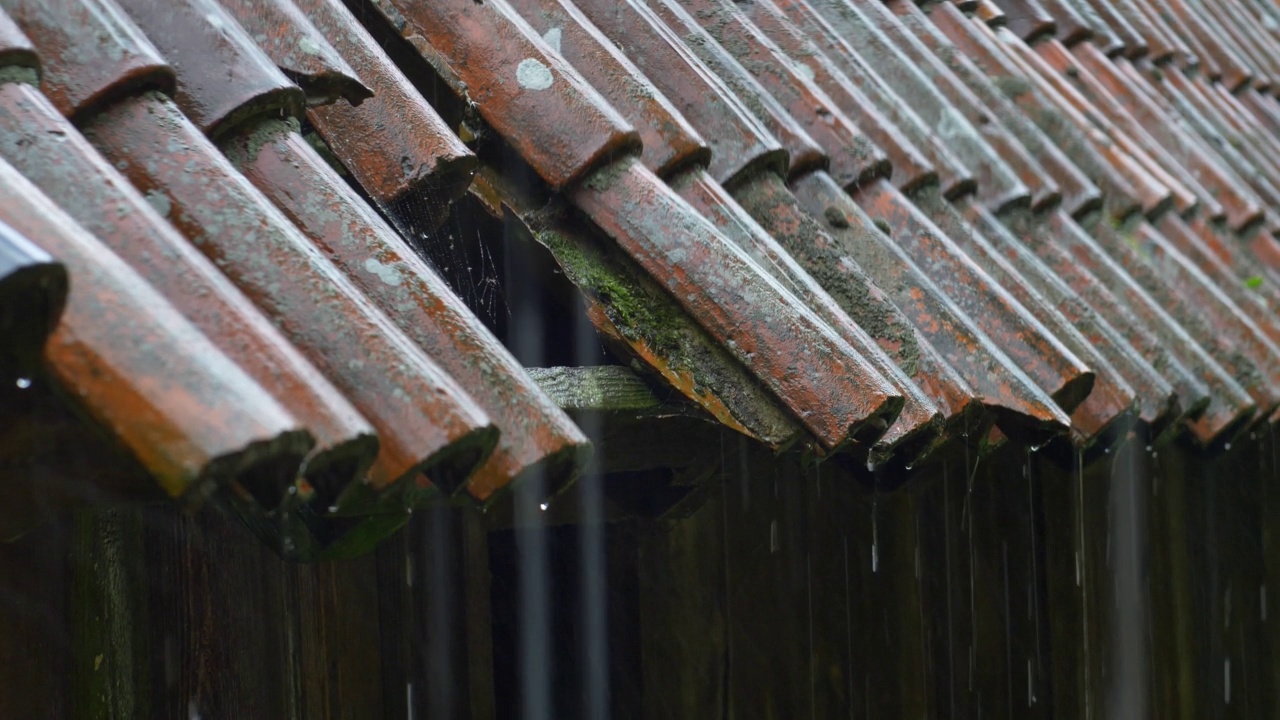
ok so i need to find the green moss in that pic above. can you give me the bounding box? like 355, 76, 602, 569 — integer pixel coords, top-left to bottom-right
535, 224, 696, 378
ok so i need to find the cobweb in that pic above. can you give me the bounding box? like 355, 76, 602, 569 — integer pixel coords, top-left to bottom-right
376, 187, 510, 326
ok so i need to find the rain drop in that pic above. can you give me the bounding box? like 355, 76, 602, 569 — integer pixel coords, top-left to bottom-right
14, 377, 29, 389
1225, 658, 1231, 704
539, 502, 549, 511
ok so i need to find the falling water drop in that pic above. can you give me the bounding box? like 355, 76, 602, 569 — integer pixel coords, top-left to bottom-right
1225, 658, 1232, 704
14, 377, 29, 389
770, 519, 779, 554
871, 498, 879, 573
539, 502, 548, 512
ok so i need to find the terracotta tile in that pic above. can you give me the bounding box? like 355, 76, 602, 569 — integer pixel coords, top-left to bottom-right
227, 121, 592, 505
1038, 50, 1218, 224
1155, 214, 1280, 346
670, 0, 890, 188
1072, 0, 1145, 58
86, 94, 496, 501
972, 0, 1005, 26
1028, 211, 1254, 443
1103, 0, 1180, 63
503, 0, 947, 456
471, 170, 808, 452
1090, 217, 1280, 414
635, 0, 829, 180
370, 0, 915, 449
571, 157, 905, 451
0, 153, 315, 500
672, 168, 945, 463
1072, 44, 1265, 232
293, 0, 478, 211
0, 8, 34, 72
499, 0, 710, 178
344, 0, 640, 190
926, 4, 1264, 438
852, 0, 1058, 213
1198, 0, 1277, 91
1131, 0, 1208, 75
735, 0, 937, 192
1159, 0, 1254, 90
1009, 34, 1203, 218
769, 172, 1068, 445
571, 0, 1068, 443
805, 0, 1032, 209
770, 0, 977, 196
788, 174, 1070, 443
116, 0, 602, 508
933, 11, 1162, 219
854, 178, 1093, 416
1155, 69, 1280, 207
898, 1, 1103, 216
2, 0, 1271, 483
0, 0, 174, 117
916, 191, 1140, 443
218, 0, 372, 106
965, 206, 1180, 431
111, 0, 304, 137
996, 0, 1059, 44
0, 78, 374, 505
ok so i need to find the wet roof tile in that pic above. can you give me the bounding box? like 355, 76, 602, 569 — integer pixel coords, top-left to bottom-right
0, 149, 316, 500
112, 0, 306, 137
562, 0, 1049, 443
218, 0, 372, 107
0, 0, 174, 118
269, 0, 479, 210
504, 0, 943, 458
222, 115, 590, 505
111, 0, 508, 505
498, 0, 711, 179
356, 0, 641, 191
3, 0, 1280, 536
369, 0, 920, 451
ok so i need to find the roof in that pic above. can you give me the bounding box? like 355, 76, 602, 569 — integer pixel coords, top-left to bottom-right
2, 0, 1280, 552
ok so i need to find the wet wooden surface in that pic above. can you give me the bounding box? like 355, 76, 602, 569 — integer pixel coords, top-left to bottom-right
1, 425, 1278, 717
